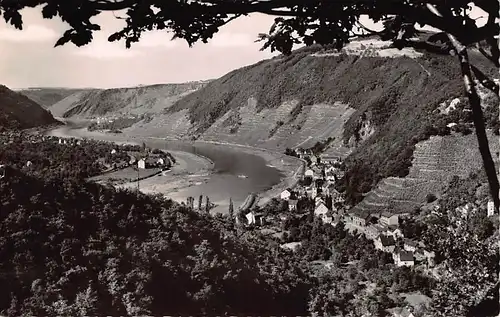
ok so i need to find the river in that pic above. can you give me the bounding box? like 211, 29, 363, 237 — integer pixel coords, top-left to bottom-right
46, 121, 285, 214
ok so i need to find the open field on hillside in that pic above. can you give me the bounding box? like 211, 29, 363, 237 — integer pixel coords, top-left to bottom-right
89, 167, 161, 184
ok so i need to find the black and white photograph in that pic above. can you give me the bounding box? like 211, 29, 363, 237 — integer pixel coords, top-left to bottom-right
0, 0, 498, 316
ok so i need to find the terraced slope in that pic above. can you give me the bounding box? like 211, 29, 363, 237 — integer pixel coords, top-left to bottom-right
39, 39, 497, 201
352, 131, 500, 215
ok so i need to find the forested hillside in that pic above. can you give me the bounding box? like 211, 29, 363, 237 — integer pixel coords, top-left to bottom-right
0, 167, 311, 316
0, 85, 59, 130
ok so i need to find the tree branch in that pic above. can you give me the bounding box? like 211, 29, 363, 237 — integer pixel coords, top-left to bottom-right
470, 64, 500, 96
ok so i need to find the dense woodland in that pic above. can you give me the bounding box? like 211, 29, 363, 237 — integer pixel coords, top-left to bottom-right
0, 136, 133, 180
0, 85, 59, 130
0, 167, 311, 316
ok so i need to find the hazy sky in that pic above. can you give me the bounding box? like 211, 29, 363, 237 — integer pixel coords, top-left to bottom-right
0, 8, 279, 89
0, 6, 487, 89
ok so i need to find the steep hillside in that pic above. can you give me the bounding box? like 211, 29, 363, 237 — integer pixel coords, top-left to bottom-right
51, 40, 497, 202
49, 82, 209, 120
0, 167, 311, 315
351, 130, 500, 216
0, 85, 59, 130
18, 88, 88, 108
157, 43, 495, 199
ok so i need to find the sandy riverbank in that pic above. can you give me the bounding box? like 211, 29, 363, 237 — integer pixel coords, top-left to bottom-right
116, 149, 214, 203
195, 140, 305, 207
48, 123, 303, 209
47, 127, 215, 204
121, 139, 304, 209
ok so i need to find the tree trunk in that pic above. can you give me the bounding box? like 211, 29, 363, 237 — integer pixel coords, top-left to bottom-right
448, 35, 499, 212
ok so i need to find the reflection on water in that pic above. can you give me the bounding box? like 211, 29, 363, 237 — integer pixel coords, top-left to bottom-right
48, 123, 283, 213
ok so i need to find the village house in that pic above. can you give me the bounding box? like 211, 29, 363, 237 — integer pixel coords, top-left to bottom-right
351, 210, 371, 227
414, 249, 427, 262
280, 242, 302, 252
374, 234, 396, 253
137, 155, 169, 169
320, 155, 341, 165
321, 211, 334, 224
245, 211, 264, 226
314, 202, 330, 222
365, 224, 387, 240
138, 157, 156, 169
324, 165, 336, 174
487, 200, 495, 216
390, 307, 415, 317
393, 250, 415, 267
304, 169, 314, 178
305, 186, 318, 199
379, 211, 399, 227
364, 225, 380, 240
315, 196, 325, 205
423, 250, 436, 267
385, 226, 404, 239
288, 199, 298, 212
314, 201, 329, 217
331, 214, 342, 226
315, 178, 325, 189
403, 239, 418, 252
325, 170, 336, 182
111, 149, 117, 155
330, 188, 344, 204
280, 189, 292, 201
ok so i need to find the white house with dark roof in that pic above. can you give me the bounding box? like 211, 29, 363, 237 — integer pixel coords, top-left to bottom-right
280, 189, 291, 201
379, 211, 399, 227
314, 202, 329, 218
393, 250, 415, 267
374, 234, 396, 253
403, 239, 418, 252
304, 169, 314, 178
288, 199, 298, 211
385, 226, 404, 239
487, 200, 495, 216
245, 211, 264, 226
351, 211, 371, 227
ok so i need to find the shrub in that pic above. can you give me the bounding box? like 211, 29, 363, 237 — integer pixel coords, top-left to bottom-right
426, 193, 437, 203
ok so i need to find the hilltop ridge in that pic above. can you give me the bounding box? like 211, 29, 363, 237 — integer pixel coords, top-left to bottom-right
0, 85, 59, 130
22, 40, 499, 202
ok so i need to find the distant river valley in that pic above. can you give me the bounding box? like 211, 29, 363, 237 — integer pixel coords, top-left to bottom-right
46, 121, 284, 213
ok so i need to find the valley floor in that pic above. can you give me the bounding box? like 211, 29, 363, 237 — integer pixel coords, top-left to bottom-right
117, 149, 214, 203
47, 125, 304, 212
